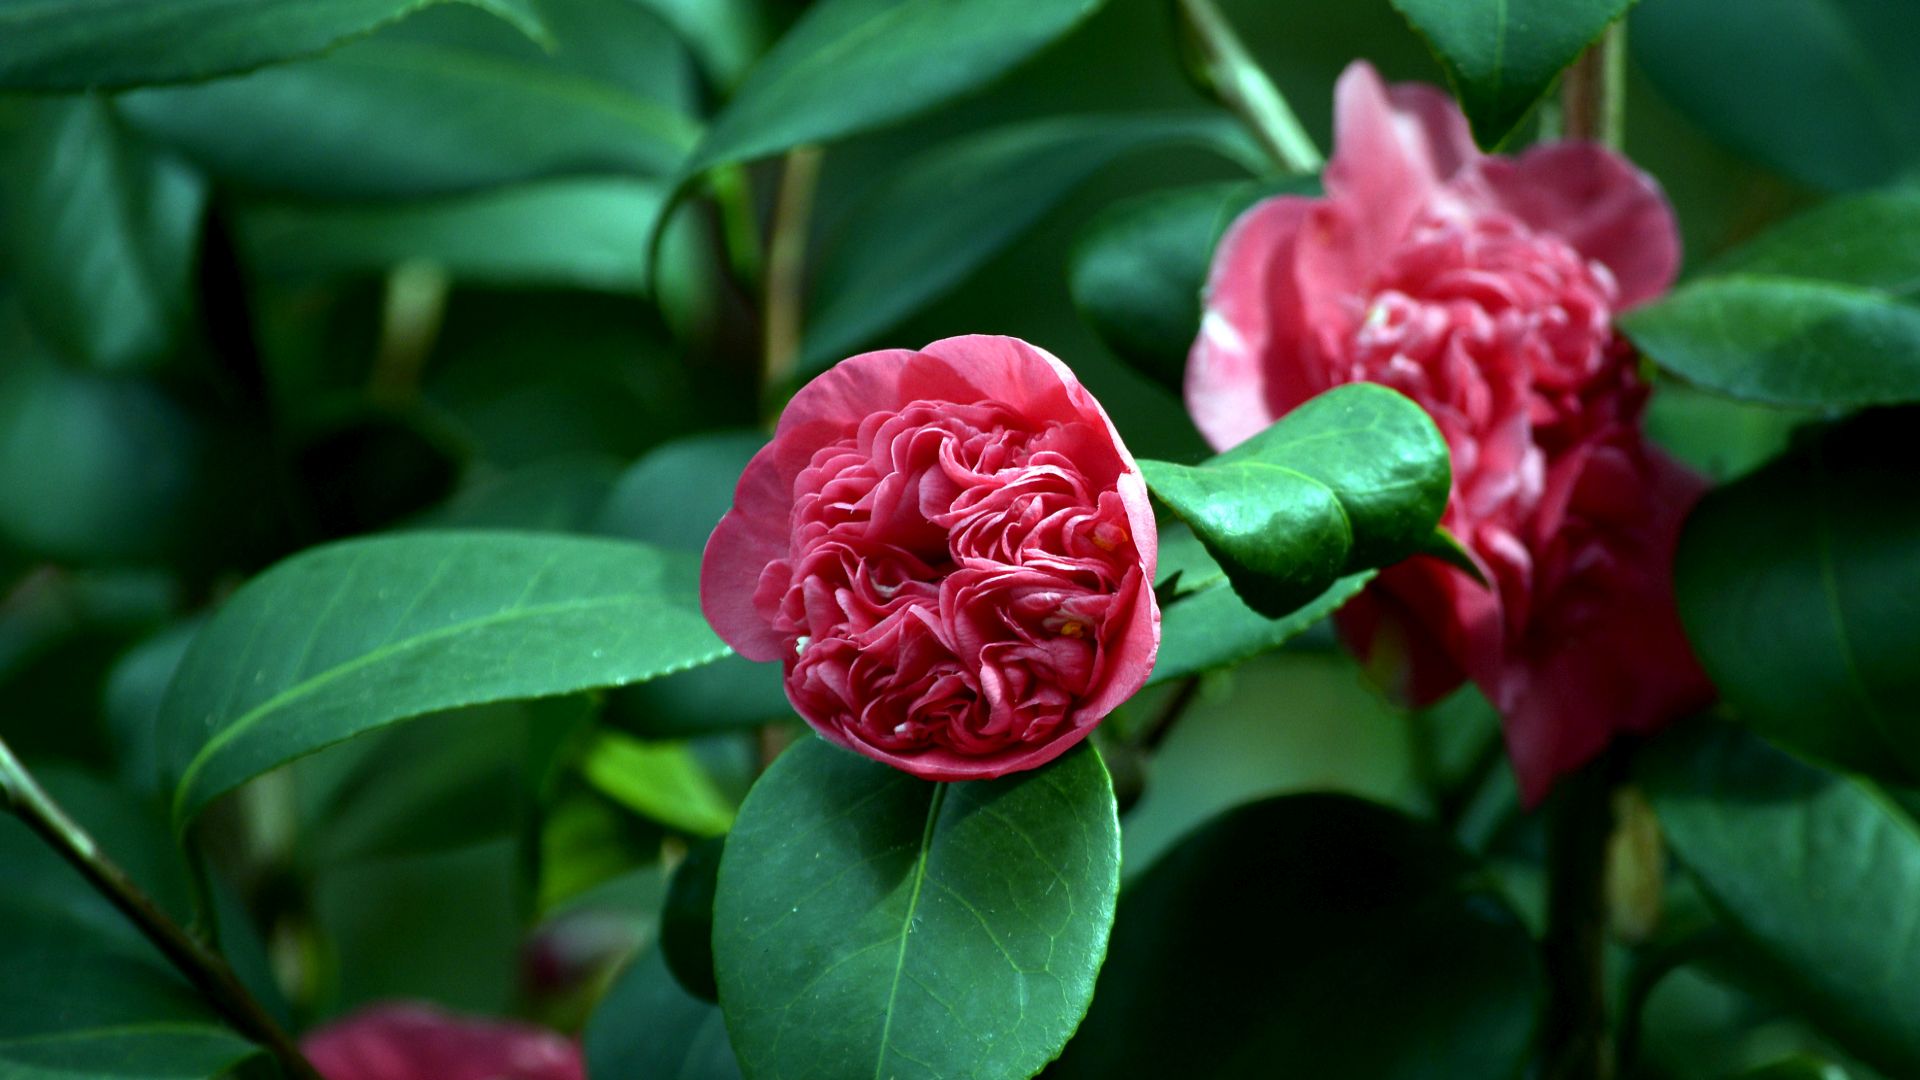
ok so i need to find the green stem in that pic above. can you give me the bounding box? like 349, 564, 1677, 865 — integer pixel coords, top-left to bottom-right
1541, 758, 1618, 1080
761, 145, 823, 407
1175, 0, 1323, 174
1561, 22, 1627, 150
0, 738, 322, 1080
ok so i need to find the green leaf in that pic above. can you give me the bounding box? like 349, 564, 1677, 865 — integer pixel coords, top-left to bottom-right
586, 948, 742, 1080
1148, 525, 1372, 686
1068, 179, 1284, 393
1051, 793, 1540, 1078
119, 4, 699, 200
0, 769, 263, 1078
1140, 383, 1452, 618
684, 0, 1106, 175
0, 97, 206, 373
633, 0, 770, 90
417, 456, 625, 534
1391, 0, 1632, 147
1674, 410, 1920, 784
238, 179, 671, 292
582, 731, 738, 838
662, 836, 724, 1002
1640, 722, 1920, 1076
1623, 187, 1920, 408
800, 113, 1260, 370
0, 339, 223, 565
713, 738, 1120, 1080
597, 432, 793, 739
1733, 1060, 1852, 1080
159, 531, 730, 834
0, 0, 546, 91
1632, 0, 1920, 191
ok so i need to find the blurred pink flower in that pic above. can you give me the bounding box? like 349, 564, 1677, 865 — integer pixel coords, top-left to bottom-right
704, 335, 1159, 780
302, 1004, 582, 1080
1188, 60, 1713, 803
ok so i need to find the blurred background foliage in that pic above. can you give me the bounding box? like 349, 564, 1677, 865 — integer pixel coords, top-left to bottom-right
0, 0, 1898, 1076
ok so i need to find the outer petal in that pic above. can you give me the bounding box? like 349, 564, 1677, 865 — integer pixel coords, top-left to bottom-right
1186, 196, 1321, 450
302, 1004, 582, 1080
1492, 446, 1714, 805
1336, 555, 1503, 708
1323, 61, 1468, 271
1387, 81, 1480, 181
1452, 143, 1681, 309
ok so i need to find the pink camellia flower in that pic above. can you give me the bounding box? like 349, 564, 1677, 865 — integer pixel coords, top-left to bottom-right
1188, 60, 1714, 804
702, 335, 1159, 780
301, 1004, 582, 1080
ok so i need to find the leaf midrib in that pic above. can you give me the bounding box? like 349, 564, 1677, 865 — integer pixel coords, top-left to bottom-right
874, 782, 948, 1080
171, 590, 708, 827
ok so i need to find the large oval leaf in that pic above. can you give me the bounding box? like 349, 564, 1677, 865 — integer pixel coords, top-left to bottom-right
713, 737, 1120, 1080
684, 0, 1105, 175
0, 769, 263, 1078
1391, 0, 1632, 148
1, 97, 206, 373
1050, 793, 1540, 1078
1068, 179, 1281, 393
0, 0, 543, 91
1623, 188, 1920, 408
1674, 410, 1920, 783
1140, 382, 1451, 618
800, 113, 1260, 371
119, 4, 698, 200
160, 531, 729, 833
1149, 525, 1372, 686
587, 947, 742, 1080
1640, 722, 1920, 1076
1632, 0, 1920, 191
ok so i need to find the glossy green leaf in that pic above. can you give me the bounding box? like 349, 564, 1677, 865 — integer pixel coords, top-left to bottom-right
1640, 723, 1920, 1076
0, 0, 545, 91
1140, 383, 1451, 618
0, 340, 222, 565
1734, 1059, 1852, 1080
159, 531, 730, 834
1148, 525, 1371, 686
238, 179, 671, 292
714, 738, 1120, 1080
1391, 0, 1632, 147
0, 769, 262, 1078
1632, 0, 1920, 191
1, 97, 205, 372
1068, 179, 1277, 393
582, 731, 738, 838
662, 836, 725, 1002
684, 0, 1105, 175
800, 113, 1259, 370
634, 0, 769, 89
1051, 793, 1540, 1078
417, 456, 625, 534
597, 432, 793, 738
1674, 410, 1920, 784
1623, 187, 1920, 408
586, 948, 742, 1080
119, 4, 698, 200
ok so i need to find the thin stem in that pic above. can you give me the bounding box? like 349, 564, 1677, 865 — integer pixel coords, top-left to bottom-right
709, 164, 765, 289
1175, 0, 1323, 175
0, 738, 322, 1080
1561, 22, 1627, 149
1541, 757, 1618, 1080
1136, 677, 1202, 751
761, 145, 823, 404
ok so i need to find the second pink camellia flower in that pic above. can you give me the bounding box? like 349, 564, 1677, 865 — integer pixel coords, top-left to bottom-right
703, 335, 1160, 781
1188, 61, 1714, 804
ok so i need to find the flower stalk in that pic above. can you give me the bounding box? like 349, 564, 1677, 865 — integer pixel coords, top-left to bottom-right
1175, 0, 1323, 175
1562, 23, 1627, 150
0, 737, 322, 1080
762, 145, 824, 403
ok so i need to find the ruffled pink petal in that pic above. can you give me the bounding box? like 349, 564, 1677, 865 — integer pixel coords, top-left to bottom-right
302, 1004, 582, 1080
1451, 143, 1681, 309
1492, 447, 1713, 805
1386, 81, 1481, 181
1323, 61, 1464, 272
1187, 196, 1321, 450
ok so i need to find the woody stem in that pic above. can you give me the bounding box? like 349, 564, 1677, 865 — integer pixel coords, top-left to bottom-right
0, 737, 322, 1080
